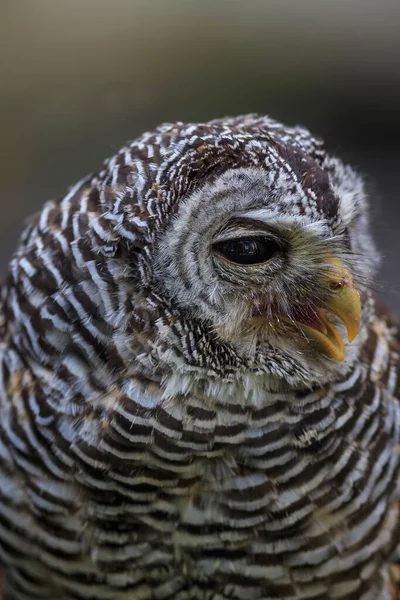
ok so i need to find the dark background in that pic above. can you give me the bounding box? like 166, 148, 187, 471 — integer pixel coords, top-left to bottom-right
1, 1, 399, 310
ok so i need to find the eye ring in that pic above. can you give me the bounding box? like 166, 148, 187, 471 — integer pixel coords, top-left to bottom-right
212, 236, 282, 266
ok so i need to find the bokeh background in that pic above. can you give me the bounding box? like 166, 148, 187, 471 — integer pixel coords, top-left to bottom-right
1, 1, 400, 309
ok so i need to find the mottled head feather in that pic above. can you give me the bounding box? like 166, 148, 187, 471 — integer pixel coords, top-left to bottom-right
4, 114, 376, 401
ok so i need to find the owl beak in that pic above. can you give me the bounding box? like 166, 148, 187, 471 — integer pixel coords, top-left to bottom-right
283, 256, 361, 361
322, 256, 362, 344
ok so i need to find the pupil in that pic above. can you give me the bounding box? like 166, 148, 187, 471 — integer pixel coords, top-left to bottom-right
213, 236, 280, 265
227, 239, 257, 257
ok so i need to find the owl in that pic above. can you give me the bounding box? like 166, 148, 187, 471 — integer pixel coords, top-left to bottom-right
0, 114, 399, 600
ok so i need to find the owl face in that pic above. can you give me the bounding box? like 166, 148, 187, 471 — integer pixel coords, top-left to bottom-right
152, 155, 372, 393
8, 116, 375, 402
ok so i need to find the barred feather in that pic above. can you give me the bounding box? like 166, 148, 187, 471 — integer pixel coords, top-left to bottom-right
0, 115, 399, 599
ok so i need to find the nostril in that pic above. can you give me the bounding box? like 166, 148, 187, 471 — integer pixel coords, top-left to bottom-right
329, 281, 344, 292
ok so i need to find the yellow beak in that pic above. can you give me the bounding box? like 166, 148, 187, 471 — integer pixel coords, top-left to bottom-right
287, 256, 362, 361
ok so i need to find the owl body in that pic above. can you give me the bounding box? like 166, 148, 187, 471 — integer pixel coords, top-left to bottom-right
0, 115, 399, 599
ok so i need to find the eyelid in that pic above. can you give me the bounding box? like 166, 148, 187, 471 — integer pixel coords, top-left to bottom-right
212, 223, 283, 245
213, 230, 277, 244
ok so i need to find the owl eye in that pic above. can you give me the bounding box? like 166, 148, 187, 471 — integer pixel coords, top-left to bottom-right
212, 236, 281, 265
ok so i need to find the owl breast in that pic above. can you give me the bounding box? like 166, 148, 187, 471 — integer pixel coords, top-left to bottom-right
67, 358, 400, 600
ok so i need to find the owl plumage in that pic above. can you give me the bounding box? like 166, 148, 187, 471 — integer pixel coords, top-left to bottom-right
0, 114, 399, 599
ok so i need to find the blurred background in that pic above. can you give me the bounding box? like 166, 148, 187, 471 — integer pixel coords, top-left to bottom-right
1, 0, 400, 309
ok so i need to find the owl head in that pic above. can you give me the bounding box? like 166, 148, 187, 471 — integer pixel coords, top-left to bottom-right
7, 115, 377, 404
